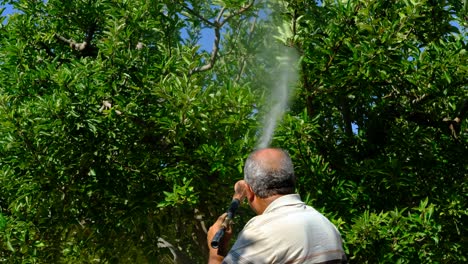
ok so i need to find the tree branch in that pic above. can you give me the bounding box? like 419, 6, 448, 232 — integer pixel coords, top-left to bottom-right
55, 34, 89, 51
189, 1, 255, 75
216, 7, 226, 25
157, 237, 193, 264
443, 98, 468, 139
181, 4, 216, 27
235, 14, 258, 82
219, 2, 254, 27
55, 22, 97, 54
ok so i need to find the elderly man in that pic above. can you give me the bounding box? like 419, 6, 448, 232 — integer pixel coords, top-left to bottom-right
207, 148, 347, 264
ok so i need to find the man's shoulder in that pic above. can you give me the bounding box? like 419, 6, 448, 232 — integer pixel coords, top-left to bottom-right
247, 202, 326, 230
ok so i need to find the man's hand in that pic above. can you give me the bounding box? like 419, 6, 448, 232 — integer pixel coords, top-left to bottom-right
207, 180, 247, 263
233, 180, 247, 201
207, 213, 232, 263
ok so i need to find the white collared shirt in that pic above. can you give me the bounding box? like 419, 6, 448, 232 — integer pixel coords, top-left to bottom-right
223, 194, 346, 264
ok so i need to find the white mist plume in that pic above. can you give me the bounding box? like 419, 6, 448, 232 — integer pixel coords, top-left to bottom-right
256, 47, 299, 149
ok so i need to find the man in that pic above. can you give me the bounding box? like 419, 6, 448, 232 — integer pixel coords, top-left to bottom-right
207, 148, 347, 264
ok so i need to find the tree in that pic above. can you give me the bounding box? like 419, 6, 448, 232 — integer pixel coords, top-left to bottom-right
0, 0, 261, 262
273, 0, 467, 262
1, 0, 467, 263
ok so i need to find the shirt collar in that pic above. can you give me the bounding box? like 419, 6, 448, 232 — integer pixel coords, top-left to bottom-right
263, 194, 304, 214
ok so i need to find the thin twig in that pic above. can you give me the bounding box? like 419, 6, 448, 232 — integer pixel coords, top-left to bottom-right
235, 14, 258, 82
216, 7, 226, 24
181, 4, 216, 27
219, 2, 254, 27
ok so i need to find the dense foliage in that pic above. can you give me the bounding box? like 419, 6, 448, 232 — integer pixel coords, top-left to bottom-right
0, 0, 466, 263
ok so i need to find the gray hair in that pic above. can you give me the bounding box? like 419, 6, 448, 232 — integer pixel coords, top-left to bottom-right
244, 148, 295, 198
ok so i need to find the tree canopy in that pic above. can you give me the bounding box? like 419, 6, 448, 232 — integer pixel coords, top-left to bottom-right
0, 0, 466, 263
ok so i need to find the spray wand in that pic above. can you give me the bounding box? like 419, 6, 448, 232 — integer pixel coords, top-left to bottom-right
210, 198, 240, 249
210, 180, 247, 250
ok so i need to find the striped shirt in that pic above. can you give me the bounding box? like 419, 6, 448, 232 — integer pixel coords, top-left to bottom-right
223, 194, 347, 264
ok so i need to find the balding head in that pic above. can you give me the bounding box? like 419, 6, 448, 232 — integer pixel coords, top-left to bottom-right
244, 148, 295, 198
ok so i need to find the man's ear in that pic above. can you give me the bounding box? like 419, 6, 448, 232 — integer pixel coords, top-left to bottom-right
245, 184, 255, 203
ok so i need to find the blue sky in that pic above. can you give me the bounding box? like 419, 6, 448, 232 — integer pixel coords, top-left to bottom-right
1, 3, 14, 26
1, 3, 14, 18
180, 27, 214, 52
